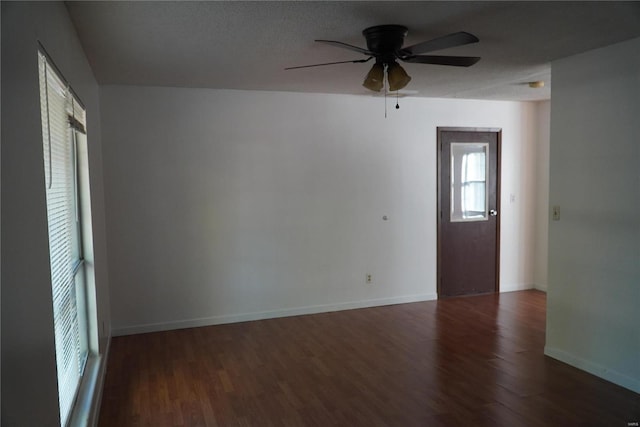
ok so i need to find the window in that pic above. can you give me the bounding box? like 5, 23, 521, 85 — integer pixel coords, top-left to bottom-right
38, 50, 93, 427
450, 142, 489, 222
460, 151, 487, 217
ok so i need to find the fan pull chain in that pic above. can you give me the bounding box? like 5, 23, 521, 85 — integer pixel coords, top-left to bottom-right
396, 91, 400, 109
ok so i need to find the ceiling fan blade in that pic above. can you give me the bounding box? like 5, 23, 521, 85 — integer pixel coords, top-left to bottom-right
285, 57, 372, 70
401, 31, 479, 56
315, 39, 374, 56
402, 55, 481, 67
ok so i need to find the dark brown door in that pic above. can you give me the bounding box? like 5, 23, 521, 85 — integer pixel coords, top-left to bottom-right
437, 128, 501, 298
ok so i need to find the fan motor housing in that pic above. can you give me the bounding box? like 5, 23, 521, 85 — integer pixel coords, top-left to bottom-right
362, 25, 408, 59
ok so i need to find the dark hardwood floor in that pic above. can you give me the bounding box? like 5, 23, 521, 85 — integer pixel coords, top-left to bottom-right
99, 290, 639, 426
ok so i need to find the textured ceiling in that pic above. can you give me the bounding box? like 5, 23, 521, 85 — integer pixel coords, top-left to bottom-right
66, 1, 640, 101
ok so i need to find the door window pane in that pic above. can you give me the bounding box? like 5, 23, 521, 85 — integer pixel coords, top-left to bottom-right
450, 142, 489, 222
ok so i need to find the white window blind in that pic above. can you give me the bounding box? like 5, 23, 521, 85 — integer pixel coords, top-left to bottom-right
38, 51, 88, 427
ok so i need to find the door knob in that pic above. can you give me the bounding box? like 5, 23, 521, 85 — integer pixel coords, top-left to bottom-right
489, 209, 498, 216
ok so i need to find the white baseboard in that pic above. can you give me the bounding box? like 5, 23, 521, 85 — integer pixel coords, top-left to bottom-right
533, 283, 548, 291
500, 282, 534, 293
544, 346, 640, 394
112, 293, 438, 336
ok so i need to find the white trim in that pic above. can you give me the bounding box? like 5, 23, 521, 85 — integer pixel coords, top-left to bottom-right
68, 335, 111, 427
499, 282, 534, 293
112, 293, 438, 336
89, 336, 111, 427
544, 346, 640, 394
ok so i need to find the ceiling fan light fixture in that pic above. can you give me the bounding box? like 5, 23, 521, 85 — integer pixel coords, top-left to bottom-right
363, 63, 385, 91
387, 62, 411, 91
288, 26, 480, 97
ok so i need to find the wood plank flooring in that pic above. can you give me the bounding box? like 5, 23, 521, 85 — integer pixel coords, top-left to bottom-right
99, 290, 639, 426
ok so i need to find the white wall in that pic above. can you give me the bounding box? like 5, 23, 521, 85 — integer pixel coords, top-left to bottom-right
1, 2, 111, 425
101, 86, 540, 335
546, 37, 640, 393
534, 101, 551, 291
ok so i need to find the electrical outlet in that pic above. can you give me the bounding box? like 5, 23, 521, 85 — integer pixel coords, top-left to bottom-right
552, 205, 561, 221
366, 274, 373, 284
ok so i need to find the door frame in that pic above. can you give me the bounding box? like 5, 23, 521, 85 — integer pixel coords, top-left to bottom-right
436, 127, 502, 298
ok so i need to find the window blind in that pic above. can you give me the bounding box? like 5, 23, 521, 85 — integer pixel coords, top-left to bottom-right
38, 51, 88, 427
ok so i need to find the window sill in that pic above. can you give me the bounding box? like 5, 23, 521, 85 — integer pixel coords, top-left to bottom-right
68, 339, 110, 427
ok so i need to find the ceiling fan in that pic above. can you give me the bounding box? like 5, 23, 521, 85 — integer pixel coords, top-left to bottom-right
286, 25, 481, 92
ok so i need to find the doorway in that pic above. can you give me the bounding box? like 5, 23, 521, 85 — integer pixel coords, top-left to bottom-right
437, 127, 501, 298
